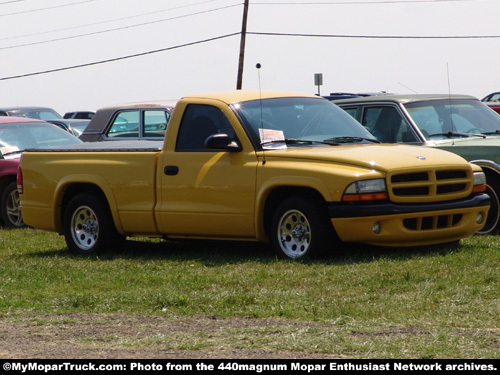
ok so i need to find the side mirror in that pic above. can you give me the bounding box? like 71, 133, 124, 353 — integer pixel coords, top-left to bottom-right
205, 134, 242, 152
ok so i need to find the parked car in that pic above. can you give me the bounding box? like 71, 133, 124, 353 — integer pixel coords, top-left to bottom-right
64, 111, 95, 120
0, 106, 62, 120
481, 92, 500, 102
79, 100, 176, 142
47, 119, 90, 137
481, 92, 500, 114
332, 94, 500, 234
0, 117, 83, 227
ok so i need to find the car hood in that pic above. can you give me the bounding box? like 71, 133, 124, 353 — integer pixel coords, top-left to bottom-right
264, 144, 470, 173
426, 136, 500, 164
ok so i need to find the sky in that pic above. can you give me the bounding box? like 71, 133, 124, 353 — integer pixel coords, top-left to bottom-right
0, 0, 499, 116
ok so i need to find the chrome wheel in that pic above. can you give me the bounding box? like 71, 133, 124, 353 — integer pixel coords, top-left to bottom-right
5, 188, 24, 227
70, 205, 99, 251
1, 181, 25, 228
277, 209, 312, 259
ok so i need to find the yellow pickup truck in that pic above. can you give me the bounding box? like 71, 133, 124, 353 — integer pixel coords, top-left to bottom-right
18, 91, 490, 259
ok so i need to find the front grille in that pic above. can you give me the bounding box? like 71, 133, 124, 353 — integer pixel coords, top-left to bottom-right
403, 214, 463, 230
389, 168, 471, 202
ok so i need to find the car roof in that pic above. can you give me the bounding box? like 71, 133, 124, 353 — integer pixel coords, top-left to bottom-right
0, 116, 46, 124
96, 100, 178, 112
331, 93, 478, 105
181, 90, 320, 104
0, 106, 58, 111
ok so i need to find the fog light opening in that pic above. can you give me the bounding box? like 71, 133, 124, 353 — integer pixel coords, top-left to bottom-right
476, 213, 484, 225
372, 222, 381, 234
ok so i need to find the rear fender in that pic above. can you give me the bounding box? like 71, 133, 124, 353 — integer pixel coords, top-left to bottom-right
53, 175, 124, 234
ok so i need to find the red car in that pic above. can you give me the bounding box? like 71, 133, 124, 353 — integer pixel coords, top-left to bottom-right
481, 92, 500, 114
0, 117, 82, 227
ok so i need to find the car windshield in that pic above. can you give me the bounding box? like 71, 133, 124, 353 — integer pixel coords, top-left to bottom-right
234, 97, 377, 149
8, 109, 62, 120
0, 122, 82, 158
404, 99, 500, 138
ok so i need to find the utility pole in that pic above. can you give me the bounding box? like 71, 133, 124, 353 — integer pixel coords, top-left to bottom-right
236, 0, 249, 90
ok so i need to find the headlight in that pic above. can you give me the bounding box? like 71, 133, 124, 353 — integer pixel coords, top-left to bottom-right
343, 179, 388, 201
472, 171, 486, 193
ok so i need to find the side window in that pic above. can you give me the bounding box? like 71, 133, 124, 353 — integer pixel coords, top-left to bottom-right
143, 110, 168, 138
341, 107, 359, 120
362, 106, 418, 143
107, 111, 140, 138
176, 104, 237, 151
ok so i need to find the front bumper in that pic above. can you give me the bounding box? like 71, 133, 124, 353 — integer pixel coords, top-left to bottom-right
329, 193, 490, 246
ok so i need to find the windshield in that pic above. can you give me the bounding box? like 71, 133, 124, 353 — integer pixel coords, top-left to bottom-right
0, 122, 82, 158
404, 99, 500, 138
8, 109, 62, 120
234, 97, 376, 149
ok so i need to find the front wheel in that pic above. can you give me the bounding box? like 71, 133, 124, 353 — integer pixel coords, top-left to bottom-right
477, 177, 500, 235
270, 196, 334, 259
63, 193, 122, 255
1, 181, 26, 228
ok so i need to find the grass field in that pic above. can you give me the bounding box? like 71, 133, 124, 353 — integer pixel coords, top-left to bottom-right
0, 228, 499, 358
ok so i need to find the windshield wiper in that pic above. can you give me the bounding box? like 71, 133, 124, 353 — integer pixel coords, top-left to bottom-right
481, 130, 500, 135
323, 136, 381, 144
428, 131, 485, 139
261, 138, 336, 146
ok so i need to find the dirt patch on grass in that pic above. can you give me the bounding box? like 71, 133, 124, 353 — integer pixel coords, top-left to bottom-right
0, 314, 343, 359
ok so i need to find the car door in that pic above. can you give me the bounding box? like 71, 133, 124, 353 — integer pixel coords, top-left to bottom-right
156, 103, 259, 239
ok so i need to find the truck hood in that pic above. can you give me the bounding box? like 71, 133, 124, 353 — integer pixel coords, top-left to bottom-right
264, 144, 469, 172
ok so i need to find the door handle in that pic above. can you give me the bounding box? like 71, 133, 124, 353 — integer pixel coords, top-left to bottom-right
164, 166, 179, 175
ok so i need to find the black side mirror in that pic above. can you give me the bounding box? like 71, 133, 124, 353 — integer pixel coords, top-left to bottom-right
205, 133, 242, 152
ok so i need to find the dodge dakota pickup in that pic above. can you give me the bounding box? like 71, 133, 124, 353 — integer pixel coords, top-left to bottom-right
18, 90, 490, 259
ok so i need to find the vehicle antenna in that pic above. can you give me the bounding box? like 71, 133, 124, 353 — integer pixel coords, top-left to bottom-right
447, 62, 456, 145
256, 62, 266, 165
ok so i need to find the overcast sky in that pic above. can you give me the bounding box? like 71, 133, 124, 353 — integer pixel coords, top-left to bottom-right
0, 0, 498, 115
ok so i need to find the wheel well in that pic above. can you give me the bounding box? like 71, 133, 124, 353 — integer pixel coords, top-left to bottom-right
482, 167, 500, 186
60, 184, 110, 228
0, 175, 15, 195
262, 187, 327, 236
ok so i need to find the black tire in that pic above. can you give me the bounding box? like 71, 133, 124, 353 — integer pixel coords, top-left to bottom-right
477, 175, 500, 235
63, 193, 123, 255
1, 181, 26, 228
270, 195, 334, 259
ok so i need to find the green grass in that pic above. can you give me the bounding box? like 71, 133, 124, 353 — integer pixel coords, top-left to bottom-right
0, 228, 499, 358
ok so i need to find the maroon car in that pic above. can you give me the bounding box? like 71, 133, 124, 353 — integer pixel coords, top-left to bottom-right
481, 92, 500, 114
0, 117, 82, 227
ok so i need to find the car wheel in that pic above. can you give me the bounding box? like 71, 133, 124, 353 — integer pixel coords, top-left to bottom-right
477, 176, 500, 235
270, 195, 333, 259
1, 181, 26, 228
63, 193, 121, 255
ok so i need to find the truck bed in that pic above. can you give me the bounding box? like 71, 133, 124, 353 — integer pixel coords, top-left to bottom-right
26, 140, 164, 152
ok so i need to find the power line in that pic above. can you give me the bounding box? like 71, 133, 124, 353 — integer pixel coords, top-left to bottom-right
247, 31, 500, 39
0, 0, 98, 16
0, 3, 241, 51
0, 33, 240, 81
0, 0, 233, 41
252, 0, 473, 4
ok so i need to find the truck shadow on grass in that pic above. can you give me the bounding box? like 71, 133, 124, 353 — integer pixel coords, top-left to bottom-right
41, 236, 469, 266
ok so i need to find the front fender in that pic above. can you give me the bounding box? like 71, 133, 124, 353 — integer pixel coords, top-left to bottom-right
254, 176, 332, 242
470, 159, 500, 175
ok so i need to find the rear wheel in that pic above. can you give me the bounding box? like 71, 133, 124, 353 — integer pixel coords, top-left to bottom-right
1, 181, 26, 228
270, 196, 334, 259
63, 193, 122, 255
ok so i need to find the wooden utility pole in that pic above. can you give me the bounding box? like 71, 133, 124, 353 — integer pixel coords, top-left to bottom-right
236, 0, 249, 89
